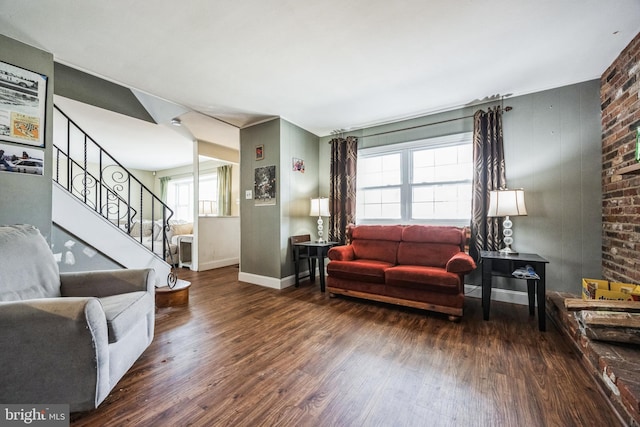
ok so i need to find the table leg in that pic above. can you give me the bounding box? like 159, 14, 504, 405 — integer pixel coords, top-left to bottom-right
527, 279, 536, 316
537, 263, 546, 331
318, 251, 326, 292
310, 257, 317, 283
482, 258, 492, 320
294, 247, 301, 287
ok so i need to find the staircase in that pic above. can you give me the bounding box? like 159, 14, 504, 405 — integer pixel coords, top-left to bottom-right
51, 105, 176, 287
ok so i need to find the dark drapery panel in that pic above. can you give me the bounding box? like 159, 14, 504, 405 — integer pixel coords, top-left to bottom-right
329, 136, 357, 245
470, 107, 507, 261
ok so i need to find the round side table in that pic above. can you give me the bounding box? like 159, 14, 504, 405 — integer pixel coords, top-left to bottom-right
155, 280, 191, 308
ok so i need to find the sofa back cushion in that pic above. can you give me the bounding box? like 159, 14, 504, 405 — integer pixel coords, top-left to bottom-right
397, 225, 465, 268
0, 224, 61, 301
350, 225, 403, 264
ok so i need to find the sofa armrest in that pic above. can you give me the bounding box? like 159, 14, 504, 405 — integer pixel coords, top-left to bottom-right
328, 245, 355, 261
60, 268, 155, 298
0, 297, 109, 409
446, 252, 477, 274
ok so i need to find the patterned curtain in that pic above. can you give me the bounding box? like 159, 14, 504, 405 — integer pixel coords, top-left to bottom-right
329, 136, 358, 245
217, 165, 232, 216
470, 107, 507, 261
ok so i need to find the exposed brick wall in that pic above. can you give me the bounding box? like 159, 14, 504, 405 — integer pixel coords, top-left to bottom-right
602, 32, 640, 284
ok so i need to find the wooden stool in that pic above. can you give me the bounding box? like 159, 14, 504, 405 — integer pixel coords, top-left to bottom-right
155, 280, 191, 308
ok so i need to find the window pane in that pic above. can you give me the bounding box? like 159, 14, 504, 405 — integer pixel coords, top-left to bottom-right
412, 144, 472, 184
412, 183, 471, 220
358, 153, 401, 187
358, 188, 401, 219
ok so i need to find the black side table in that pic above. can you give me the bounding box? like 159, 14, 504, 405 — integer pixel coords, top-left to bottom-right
480, 250, 549, 331
292, 241, 337, 292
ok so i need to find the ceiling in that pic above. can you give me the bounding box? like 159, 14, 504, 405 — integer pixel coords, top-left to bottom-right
2, 1, 640, 167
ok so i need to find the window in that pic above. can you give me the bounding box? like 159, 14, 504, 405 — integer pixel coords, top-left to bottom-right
356, 133, 472, 225
166, 173, 218, 221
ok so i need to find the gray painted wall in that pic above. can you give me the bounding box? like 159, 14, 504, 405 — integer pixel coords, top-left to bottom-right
240, 119, 282, 278
0, 35, 54, 238
319, 80, 602, 294
279, 120, 320, 278
240, 118, 320, 280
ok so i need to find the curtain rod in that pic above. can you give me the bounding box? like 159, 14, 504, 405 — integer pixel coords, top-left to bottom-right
329, 105, 512, 141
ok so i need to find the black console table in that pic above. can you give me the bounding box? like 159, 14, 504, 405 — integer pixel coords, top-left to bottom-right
480, 250, 549, 331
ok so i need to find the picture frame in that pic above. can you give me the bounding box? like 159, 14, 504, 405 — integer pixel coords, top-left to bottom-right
0, 142, 44, 176
254, 165, 276, 206
255, 144, 264, 161
0, 60, 48, 148
292, 157, 305, 173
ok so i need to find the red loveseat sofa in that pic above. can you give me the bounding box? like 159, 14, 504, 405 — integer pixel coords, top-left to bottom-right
326, 224, 476, 320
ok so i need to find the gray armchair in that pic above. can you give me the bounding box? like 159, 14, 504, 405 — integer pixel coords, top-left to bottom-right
0, 224, 155, 412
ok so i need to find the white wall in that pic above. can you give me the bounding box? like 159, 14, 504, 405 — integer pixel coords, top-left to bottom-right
197, 216, 240, 271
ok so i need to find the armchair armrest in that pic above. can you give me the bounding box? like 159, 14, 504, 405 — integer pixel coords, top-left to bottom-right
0, 298, 110, 409
328, 245, 355, 261
60, 268, 155, 298
446, 252, 477, 274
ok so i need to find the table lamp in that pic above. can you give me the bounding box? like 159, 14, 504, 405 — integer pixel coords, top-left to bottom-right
487, 188, 527, 255
310, 197, 330, 243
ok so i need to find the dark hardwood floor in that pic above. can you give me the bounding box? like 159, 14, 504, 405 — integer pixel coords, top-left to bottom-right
71, 266, 622, 426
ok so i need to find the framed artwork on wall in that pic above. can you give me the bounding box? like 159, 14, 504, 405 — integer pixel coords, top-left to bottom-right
292, 157, 305, 173
254, 165, 276, 206
0, 142, 44, 176
255, 144, 264, 161
0, 60, 48, 148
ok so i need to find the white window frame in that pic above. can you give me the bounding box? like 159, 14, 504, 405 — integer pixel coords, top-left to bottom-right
166, 172, 218, 221
356, 132, 473, 227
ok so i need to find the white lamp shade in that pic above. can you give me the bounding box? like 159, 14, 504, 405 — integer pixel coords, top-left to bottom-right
487, 189, 527, 217
310, 197, 330, 217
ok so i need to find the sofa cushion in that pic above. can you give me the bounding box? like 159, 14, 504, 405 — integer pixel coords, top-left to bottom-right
0, 224, 61, 301
352, 240, 399, 264
385, 265, 461, 294
397, 242, 461, 268
99, 291, 152, 343
351, 225, 403, 242
327, 259, 394, 284
401, 225, 464, 247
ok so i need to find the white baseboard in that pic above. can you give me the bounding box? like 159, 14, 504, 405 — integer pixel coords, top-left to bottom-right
198, 257, 239, 271
464, 284, 529, 306
238, 269, 319, 290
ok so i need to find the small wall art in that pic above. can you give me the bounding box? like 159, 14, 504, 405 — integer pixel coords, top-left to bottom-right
255, 144, 264, 161
254, 165, 276, 206
0, 60, 48, 147
292, 157, 305, 173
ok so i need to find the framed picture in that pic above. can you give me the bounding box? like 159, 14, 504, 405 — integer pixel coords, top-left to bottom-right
255, 144, 264, 161
254, 165, 276, 206
292, 157, 305, 173
0, 142, 44, 176
0, 61, 48, 147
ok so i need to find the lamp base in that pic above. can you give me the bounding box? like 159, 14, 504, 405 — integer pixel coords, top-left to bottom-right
316, 216, 325, 243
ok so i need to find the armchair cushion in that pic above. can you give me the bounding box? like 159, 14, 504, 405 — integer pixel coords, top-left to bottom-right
0, 224, 60, 301
100, 291, 153, 343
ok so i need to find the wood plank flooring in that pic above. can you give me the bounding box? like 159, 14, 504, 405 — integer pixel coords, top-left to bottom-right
71, 266, 623, 426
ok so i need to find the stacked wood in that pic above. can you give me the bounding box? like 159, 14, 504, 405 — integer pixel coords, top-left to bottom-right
564, 298, 640, 345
